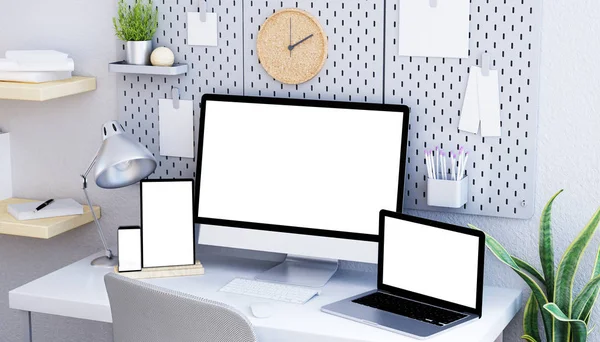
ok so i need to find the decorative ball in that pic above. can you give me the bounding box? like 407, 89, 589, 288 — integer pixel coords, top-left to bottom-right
150, 47, 175, 67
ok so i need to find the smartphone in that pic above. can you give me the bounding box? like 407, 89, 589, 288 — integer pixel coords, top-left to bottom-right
117, 226, 142, 272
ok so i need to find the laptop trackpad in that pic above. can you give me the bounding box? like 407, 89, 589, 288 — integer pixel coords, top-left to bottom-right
322, 296, 472, 339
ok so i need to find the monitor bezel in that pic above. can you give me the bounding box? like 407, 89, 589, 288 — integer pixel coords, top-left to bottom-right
378, 210, 485, 317
195, 94, 410, 243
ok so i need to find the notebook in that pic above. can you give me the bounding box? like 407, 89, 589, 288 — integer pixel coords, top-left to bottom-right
8, 199, 83, 221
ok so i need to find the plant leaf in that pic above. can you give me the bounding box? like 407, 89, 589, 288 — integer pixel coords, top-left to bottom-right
469, 225, 553, 340
544, 303, 588, 342
514, 256, 545, 285
579, 243, 600, 324
554, 207, 600, 341
523, 294, 541, 342
540, 190, 562, 301
572, 275, 600, 319
521, 335, 539, 342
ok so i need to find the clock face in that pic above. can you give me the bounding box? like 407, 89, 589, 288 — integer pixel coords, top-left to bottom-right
257, 9, 328, 85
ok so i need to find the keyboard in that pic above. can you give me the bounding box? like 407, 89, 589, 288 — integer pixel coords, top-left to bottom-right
353, 292, 467, 326
219, 278, 321, 304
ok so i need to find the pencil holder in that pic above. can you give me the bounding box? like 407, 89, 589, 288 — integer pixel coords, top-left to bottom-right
0, 132, 12, 200
427, 176, 468, 208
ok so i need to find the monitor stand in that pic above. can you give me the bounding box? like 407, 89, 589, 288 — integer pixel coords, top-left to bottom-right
255, 255, 339, 288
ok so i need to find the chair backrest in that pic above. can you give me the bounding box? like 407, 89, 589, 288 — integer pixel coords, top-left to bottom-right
104, 273, 257, 342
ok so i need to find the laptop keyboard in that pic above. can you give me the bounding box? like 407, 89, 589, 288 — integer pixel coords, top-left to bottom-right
352, 292, 467, 326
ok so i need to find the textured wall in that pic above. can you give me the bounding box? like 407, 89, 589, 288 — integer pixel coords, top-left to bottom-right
1, 0, 600, 342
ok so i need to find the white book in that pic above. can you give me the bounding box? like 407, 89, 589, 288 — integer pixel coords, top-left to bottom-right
8, 198, 84, 221
0, 58, 75, 72
5, 50, 69, 63
0, 71, 72, 83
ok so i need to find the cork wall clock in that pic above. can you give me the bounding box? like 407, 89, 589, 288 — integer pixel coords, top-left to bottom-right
257, 8, 328, 85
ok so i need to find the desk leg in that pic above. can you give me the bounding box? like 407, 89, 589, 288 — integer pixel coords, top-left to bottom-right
494, 332, 503, 342
21, 311, 32, 342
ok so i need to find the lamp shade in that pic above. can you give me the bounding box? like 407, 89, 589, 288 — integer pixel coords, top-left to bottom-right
94, 121, 157, 189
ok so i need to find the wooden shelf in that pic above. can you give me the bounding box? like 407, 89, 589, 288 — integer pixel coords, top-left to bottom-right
0, 198, 101, 239
0, 76, 96, 101
109, 61, 188, 75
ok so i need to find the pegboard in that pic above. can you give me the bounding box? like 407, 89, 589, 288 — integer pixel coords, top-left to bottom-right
384, 0, 541, 219
118, 0, 542, 219
118, 0, 244, 179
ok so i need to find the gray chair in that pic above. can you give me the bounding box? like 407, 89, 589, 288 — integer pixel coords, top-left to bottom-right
104, 273, 257, 342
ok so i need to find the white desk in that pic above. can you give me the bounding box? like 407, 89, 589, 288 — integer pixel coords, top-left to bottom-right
10, 253, 522, 342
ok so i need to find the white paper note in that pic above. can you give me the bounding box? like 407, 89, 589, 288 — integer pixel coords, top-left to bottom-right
478, 69, 502, 137
398, 0, 470, 58
187, 12, 218, 47
159, 99, 195, 158
458, 66, 502, 137
458, 68, 481, 134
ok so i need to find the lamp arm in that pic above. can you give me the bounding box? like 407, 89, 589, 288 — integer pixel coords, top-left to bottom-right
81, 147, 113, 259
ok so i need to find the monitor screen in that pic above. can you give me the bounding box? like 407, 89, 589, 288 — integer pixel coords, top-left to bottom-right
196, 96, 408, 240
382, 216, 481, 309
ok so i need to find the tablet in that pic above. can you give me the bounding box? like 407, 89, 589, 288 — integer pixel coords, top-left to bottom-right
141, 179, 195, 268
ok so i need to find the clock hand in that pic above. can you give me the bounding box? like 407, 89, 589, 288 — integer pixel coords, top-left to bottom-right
289, 18, 292, 56
288, 33, 314, 51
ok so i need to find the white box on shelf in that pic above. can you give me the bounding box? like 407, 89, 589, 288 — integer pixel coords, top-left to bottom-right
0, 132, 12, 201
427, 176, 469, 209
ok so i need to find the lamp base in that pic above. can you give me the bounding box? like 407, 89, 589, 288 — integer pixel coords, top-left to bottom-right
91, 255, 118, 267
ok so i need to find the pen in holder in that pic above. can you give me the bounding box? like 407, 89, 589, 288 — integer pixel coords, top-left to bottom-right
424, 147, 469, 209
427, 175, 469, 208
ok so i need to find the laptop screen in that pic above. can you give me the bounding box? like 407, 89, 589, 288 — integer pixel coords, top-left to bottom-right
382, 216, 481, 309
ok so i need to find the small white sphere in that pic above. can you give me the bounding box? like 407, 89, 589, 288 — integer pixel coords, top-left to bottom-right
150, 47, 175, 67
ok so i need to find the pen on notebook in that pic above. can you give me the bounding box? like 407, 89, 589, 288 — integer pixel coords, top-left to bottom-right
34, 199, 54, 213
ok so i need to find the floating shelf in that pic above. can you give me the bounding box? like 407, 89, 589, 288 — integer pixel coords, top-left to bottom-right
109, 61, 188, 75
0, 76, 96, 101
0, 198, 101, 239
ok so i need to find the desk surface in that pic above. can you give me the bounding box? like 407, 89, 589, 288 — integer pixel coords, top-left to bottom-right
10, 253, 522, 342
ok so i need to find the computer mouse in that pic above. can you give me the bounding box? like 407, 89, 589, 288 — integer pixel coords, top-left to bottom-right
250, 302, 273, 318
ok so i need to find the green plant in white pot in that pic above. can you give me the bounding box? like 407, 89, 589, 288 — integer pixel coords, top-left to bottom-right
471, 190, 600, 341
113, 0, 158, 65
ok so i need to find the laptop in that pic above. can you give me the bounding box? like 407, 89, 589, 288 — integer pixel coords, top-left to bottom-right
321, 210, 485, 339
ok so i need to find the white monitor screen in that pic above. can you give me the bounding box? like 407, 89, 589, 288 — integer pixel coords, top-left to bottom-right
198, 99, 407, 237
142, 181, 195, 268
382, 216, 481, 309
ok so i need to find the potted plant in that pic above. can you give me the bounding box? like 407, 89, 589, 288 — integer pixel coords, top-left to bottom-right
113, 0, 158, 65
471, 190, 600, 341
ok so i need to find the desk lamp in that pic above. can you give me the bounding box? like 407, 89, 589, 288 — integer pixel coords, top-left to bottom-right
82, 120, 157, 267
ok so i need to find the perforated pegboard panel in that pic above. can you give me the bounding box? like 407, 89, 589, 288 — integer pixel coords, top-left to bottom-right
118, 0, 244, 179
385, 0, 541, 219
243, 0, 384, 102
118, 0, 542, 219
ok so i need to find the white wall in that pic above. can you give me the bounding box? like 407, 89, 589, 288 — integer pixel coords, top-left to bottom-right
1, 0, 599, 341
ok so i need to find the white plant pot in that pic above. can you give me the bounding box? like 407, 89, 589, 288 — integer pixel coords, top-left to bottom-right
126, 40, 153, 65
427, 176, 469, 208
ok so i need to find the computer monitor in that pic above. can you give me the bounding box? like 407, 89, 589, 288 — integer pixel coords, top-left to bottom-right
195, 94, 409, 286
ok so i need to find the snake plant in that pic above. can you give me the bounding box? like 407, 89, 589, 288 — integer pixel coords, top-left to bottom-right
470, 190, 600, 342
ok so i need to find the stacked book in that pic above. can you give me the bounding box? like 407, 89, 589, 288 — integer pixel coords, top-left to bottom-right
0, 50, 74, 83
